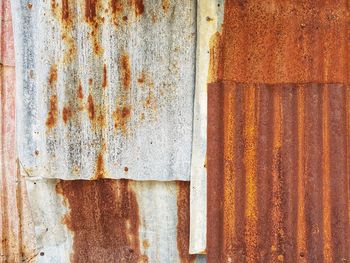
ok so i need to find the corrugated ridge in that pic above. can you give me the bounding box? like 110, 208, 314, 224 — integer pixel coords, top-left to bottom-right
208, 83, 350, 262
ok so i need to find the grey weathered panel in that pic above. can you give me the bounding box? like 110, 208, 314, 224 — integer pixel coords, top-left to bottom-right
11, 0, 196, 180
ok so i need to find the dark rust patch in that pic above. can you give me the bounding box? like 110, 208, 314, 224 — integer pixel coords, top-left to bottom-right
46, 95, 58, 128
56, 179, 148, 262
102, 64, 108, 88
177, 181, 196, 263
119, 53, 131, 90
61, 0, 69, 22
124, 167, 129, 172
62, 106, 72, 124
87, 94, 95, 121
133, 0, 144, 16
113, 105, 131, 134
92, 153, 105, 179
84, 0, 104, 55
77, 83, 84, 99
88, 78, 93, 86
85, 0, 97, 23
162, 0, 169, 12
48, 65, 58, 86
110, 0, 123, 25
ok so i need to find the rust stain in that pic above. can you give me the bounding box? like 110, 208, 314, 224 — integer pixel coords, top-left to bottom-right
102, 64, 108, 88
27, 3, 33, 9
84, 0, 104, 55
137, 72, 145, 84
89, 78, 93, 86
133, 0, 144, 16
124, 167, 129, 172
46, 95, 58, 128
113, 105, 131, 134
62, 105, 72, 124
162, 0, 169, 12
61, 0, 69, 22
84, 0, 98, 23
119, 53, 131, 90
87, 94, 95, 121
56, 179, 148, 262
92, 152, 106, 179
77, 83, 84, 99
48, 65, 58, 86
110, 0, 123, 25
142, 239, 149, 249
176, 182, 195, 263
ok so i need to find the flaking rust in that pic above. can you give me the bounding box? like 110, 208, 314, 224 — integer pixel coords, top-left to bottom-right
176, 182, 196, 263
56, 179, 148, 263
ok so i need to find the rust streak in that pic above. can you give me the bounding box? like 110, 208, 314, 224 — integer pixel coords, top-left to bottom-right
102, 64, 108, 88
119, 53, 131, 90
133, 0, 144, 16
62, 106, 72, 124
322, 87, 332, 263
61, 0, 69, 22
296, 86, 306, 259
87, 94, 95, 121
85, 0, 97, 23
48, 65, 58, 86
46, 95, 58, 128
56, 179, 147, 262
176, 182, 195, 263
77, 83, 84, 99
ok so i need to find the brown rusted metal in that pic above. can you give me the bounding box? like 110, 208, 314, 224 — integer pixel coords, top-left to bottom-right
207, 1, 350, 262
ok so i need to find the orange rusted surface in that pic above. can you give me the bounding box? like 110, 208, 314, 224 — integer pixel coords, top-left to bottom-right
56, 179, 148, 263
208, 1, 350, 262
46, 95, 58, 128
176, 181, 196, 263
120, 52, 131, 90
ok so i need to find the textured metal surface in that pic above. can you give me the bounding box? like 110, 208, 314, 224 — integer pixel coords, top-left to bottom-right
11, 0, 196, 180
207, 1, 350, 262
189, 0, 224, 254
23, 174, 205, 263
0, 0, 36, 261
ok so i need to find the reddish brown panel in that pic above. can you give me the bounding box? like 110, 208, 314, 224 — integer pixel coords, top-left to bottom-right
207, 83, 350, 263
216, 0, 349, 84
56, 179, 148, 263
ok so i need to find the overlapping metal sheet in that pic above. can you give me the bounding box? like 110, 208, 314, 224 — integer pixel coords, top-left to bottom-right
207, 1, 350, 262
11, 0, 196, 180
0, 0, 36, 261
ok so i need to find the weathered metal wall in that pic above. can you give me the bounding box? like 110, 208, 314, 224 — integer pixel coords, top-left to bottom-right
0, 0, 36, 261
207, 1, 349, 263
4, 0, 207, 262
11, 0, 196, 181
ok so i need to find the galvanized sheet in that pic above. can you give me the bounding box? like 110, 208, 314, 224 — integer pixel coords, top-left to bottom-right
207, 1, 350, 262
23, 172, 206, 263
189, 0, 224, 254
11, 0, 196, 180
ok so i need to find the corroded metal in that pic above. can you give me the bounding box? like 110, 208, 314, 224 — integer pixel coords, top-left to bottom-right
24, 175, 205, 263
207, 1, 350, 262
0, 0, 36, 261
11, 0, 196, 180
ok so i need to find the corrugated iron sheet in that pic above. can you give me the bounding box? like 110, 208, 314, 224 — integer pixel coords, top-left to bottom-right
11, 0, 196, 180
207, 1, 350, 262
22, 171, 205, 262
0, 0, 36, 261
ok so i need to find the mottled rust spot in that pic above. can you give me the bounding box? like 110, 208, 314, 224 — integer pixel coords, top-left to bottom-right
143, 239, 149, 249
162, 0, 169, 12
77, 83, 84, 99
102, 64, 108, 88
113, 105, 131, 134
62, 106, 72, 124
122, 15, 128, 21
133, 0, 144, 16
137, 72, 145, 84
177, 182, 196, 263
87, 94, 95, 120
55, 179, 148, 262
119, 53, 131, 90
46, 95, 58, 128
124, 167, 129, 172
48, 65, 58, 86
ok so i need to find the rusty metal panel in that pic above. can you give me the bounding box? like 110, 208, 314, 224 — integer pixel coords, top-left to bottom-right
0, 0, 36, 261
11, 0, 196, 180
23, 174, 205, 262
207, 1, 350, 263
